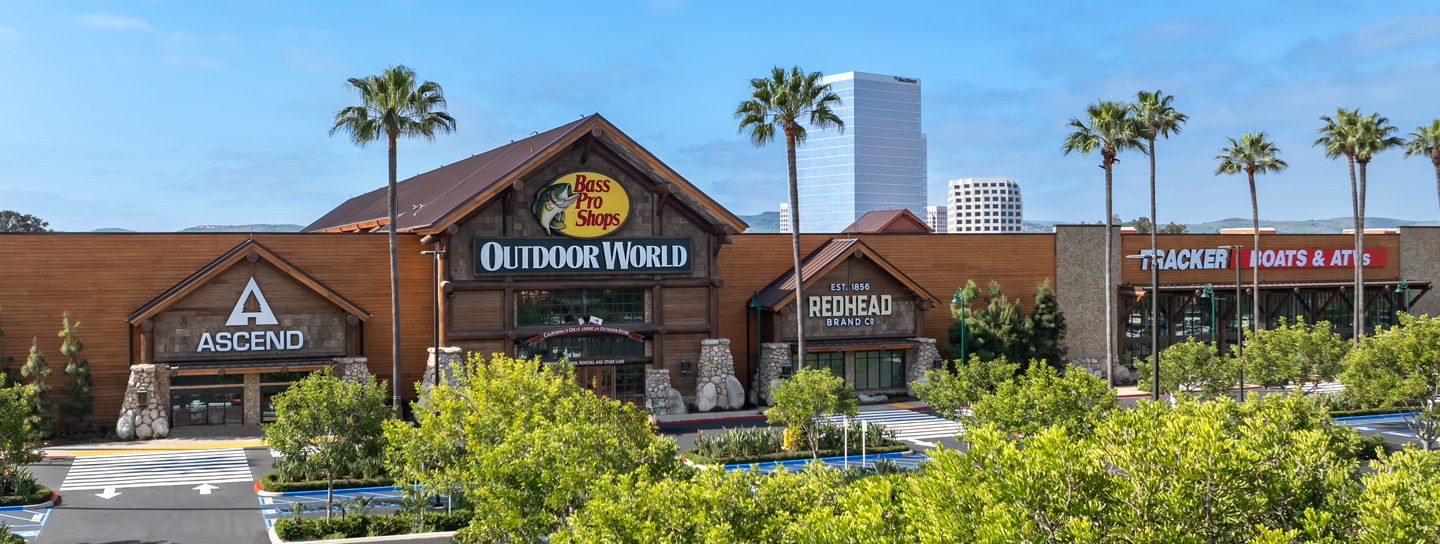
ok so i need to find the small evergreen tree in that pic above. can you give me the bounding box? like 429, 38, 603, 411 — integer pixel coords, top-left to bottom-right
946, 280, 1033, 366
58, 313, 94, 434
20, 339, 55, 438
1029, 280, 1068, 369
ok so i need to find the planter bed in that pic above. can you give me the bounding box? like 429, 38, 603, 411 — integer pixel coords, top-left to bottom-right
684, 444, 910, 466
271, 509, 470, 542
0, 487, 54, 508
1330, 406, 1415, 419
260, 472, 393, 494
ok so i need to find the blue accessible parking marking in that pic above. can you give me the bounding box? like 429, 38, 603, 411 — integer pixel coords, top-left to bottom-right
258, 486, 404, 530
0, 503, 51, 541
724, 451, 930, 474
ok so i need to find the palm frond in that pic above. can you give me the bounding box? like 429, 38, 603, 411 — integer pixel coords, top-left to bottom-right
1403, 120, 1440, 160
1214, 132, 1288, 177
330, 65, 456, 146
733, 65, 844, 149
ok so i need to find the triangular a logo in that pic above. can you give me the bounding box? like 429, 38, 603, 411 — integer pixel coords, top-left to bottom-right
226, 277, 279, 326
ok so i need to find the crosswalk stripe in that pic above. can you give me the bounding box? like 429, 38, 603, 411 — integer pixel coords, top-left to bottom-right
60, 447, 255, 491
824, 410, 965, 443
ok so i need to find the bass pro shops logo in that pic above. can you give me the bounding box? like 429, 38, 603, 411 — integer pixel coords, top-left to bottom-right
532, 171, 630, 239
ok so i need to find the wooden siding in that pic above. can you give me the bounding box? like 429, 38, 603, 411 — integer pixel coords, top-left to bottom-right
0, 233, 432, 421
450, 291, 504, 330
1119, 234, 1402, 284
662, 288, 708, 325
719, 233, 1058, 385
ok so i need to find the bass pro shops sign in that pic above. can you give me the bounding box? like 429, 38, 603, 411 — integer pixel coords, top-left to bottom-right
1135, 248, 1388, 270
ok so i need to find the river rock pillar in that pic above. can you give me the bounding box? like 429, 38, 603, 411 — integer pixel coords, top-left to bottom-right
118, 364, 169, 440
694, 339, 742, 411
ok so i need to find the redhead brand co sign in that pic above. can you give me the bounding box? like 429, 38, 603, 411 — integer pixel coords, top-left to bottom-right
1134, 248, 1387, 270
532, 171, 630, 239
474, 238, 692, 275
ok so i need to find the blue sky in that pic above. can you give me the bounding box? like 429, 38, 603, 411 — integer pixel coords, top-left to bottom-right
2, 1, 1439, 231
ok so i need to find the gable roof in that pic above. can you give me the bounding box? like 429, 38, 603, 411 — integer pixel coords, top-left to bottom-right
841, 209, 932, 234
127, 239, 371, 324
755, 238, 939, 311
304, 114, 748, 235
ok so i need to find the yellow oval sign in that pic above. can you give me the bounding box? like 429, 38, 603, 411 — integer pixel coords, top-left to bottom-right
531, 171, 630, 239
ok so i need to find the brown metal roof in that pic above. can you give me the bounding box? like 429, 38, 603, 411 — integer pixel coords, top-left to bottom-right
841, 209, 932, 234
755, 238, 939, 311
305, 117, 588, 233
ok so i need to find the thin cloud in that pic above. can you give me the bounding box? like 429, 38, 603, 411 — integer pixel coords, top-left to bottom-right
73, 13, 151, 30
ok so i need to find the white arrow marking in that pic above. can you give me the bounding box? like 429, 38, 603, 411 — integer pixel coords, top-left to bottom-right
95, 487, 121, 499
906, 440, 936, 448
194, 483, 218, 495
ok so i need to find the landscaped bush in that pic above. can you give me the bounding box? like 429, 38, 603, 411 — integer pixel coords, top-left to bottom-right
272, 510, 474, 541
259, 472, 392, 493
0, 523, 23, 544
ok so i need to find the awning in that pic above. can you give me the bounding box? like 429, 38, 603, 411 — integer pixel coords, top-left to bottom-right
798, 338, 918, 352
164, 358, 340, 375
1119, 278, 1431, 296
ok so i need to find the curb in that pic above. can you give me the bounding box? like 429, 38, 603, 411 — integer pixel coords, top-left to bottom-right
44, 440, 267, 457
268, 526, 456, 543
1333, 412, 1416, 422
0, 491, 59, 510
257, 484, 399, 498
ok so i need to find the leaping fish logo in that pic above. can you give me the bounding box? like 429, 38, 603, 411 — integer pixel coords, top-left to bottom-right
532, 183, 580, 235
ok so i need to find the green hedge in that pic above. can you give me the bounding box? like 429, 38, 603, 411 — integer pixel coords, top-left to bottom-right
260, 472, 393, 493
272, 510, 473, 541
685, 444, 911, 466
1330, 406, 1413, 419
0, 486, 51, 507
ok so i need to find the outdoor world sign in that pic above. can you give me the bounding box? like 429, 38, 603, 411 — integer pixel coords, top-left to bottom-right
474, 238, 692, 275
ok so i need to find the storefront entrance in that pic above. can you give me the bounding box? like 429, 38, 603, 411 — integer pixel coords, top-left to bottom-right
576, 364, 646, 405
171, 388, 243, 426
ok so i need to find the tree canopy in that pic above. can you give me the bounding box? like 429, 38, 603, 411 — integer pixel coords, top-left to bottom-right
0, 211, 49, 233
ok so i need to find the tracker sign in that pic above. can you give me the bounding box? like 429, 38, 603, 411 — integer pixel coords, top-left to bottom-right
1134, 248, 1387, 270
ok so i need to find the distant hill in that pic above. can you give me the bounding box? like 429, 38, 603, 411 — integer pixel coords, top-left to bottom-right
90, 227, 137, 232
180, 224, 305, 233
1184, 217, 1440, 234
739, 211, 781, 233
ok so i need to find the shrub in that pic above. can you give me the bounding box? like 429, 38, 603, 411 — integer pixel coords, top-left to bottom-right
270, 511, 473, 541
258, 472, 392, 493
766, 367, 858, 460
972, 364, 1117, 437
914, 355, 1019, 420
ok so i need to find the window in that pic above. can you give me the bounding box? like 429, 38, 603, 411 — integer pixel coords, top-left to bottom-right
854, 350, 905, 389
517, 289, 646, 326
517, 335, 647, 361
799, 351, 844, 378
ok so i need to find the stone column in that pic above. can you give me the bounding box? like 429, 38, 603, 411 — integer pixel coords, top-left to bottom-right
757, 342, 790, 407
117, 364, 170, 440
694, 338, 743, 411
420, 347, 465, 396
907, 338, 939, 396
332, 357, 371, 382
1400, 226, 1440, 318
644, 368, 686, 416
243, 373, 261, 426
1054, 224, 1125, 380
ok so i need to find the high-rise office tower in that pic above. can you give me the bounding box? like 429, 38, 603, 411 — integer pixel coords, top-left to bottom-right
794, 71, 927, 232
925, 205, 947, 233
946, 177, 1024, 233
779, 202, 791, 233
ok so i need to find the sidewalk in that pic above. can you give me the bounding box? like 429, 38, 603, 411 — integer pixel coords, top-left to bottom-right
655, 401, 931, 424
43, 425, 265, 457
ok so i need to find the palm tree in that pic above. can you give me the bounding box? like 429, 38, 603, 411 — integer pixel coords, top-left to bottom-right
1405, 120, 1440, 215
1131, 90, 1187, 400
1214, 132, 1288, 356
735, 67, 844, 365
1350, 113, 1403, 339
1061, 100, 1145, 388
1404, 120, 1440, 215
1314, 108, 1364, 342
330, 65, 456, 418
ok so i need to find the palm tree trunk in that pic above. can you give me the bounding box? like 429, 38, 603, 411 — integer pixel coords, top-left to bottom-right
1104, 160, 1115, 388
388, 134, 403, 419
1148, 138, 1160, 401
1347, 156, 1359, 343
1433, 158, 1440, 218
1358, 161, 1368, 340
1249, 172, 1260, 345
785, 128, 806, 366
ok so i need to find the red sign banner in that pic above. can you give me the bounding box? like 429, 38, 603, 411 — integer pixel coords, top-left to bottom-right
525, 325, 645, 345
1236, 248, 1387, 269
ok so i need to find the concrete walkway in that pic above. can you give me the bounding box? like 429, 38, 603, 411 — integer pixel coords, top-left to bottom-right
44, 425, 265, 457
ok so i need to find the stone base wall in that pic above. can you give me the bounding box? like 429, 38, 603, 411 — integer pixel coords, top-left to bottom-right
421, 347, 465, 396
907, 338, 938, 395
756, 342, 790, 406
694, 338, 743, 411
244, 373, 261, 425
1070, 357, 1133, 382
333, 357, 371, 382
644, 369, 686, 416
117, 364, 169, 440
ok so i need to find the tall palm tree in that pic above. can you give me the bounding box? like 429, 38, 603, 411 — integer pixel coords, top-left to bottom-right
1215, 132, 1288, 355
1350, 113, 1403, 339
330, 65, 456, 419
1131, 90, 1187, 400
1404, 120, 1440, 215
1314, 108, 1364, 342
1061, 100, 1145, 388
735, 67, 843, 365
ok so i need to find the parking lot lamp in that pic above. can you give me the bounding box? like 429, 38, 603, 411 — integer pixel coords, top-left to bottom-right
1126, 253, 1161, 401
951, 288, 971, 366
1218, 245, 1245, 401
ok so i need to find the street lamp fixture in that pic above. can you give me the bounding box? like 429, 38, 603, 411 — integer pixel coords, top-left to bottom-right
1126, 253, 1162, 402
1217, 245, 1246, 401
1400, 279, 1411, 314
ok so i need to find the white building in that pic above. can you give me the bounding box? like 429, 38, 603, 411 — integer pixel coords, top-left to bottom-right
925, 205, 947, 233
779, 202, 791, 233
945, 177, 1024, 233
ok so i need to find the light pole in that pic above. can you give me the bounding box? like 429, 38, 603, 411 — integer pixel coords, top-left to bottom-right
421, 249, 446, 390
951, 288, 972, 368
1400, 279, 1411, 315
1126, 253, 1162, 401
1218, 245, 1245, 401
